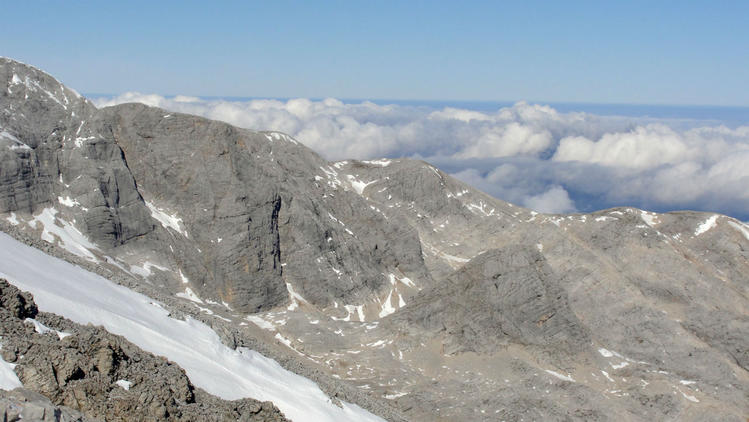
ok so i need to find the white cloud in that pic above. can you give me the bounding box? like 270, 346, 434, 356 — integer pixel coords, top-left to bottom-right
553, 124, 694, 170
428, 107, 493, 122
92, 94, 749, 220
173, 95, 201, 103
522, 186, 577, 214
456, 122, 553, 158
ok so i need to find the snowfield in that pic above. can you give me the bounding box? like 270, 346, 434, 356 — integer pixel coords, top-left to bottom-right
0, 355, 22, 391
0, 232, 384, 422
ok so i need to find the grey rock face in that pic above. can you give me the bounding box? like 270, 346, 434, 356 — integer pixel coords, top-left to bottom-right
0, 278, 37, 319
0, 279, 288, 422
0, 59, 91, 214
0, 388, 94, 422
100, 103, 430, 312
391, 246, 590, 356
0, 58, 154, 249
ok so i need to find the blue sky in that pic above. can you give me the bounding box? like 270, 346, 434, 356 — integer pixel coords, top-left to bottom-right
2, 1, 748, 105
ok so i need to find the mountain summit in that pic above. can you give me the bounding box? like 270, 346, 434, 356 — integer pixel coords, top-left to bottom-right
1, 58, 748, 421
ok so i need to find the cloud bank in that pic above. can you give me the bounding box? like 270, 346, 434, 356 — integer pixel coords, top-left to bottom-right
94, 94, 749, 219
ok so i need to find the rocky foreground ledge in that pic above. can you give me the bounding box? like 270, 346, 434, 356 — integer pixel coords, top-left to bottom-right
0, 279, 288, 422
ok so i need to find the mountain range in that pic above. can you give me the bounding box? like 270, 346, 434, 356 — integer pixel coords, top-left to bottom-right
1, 57, 747, 421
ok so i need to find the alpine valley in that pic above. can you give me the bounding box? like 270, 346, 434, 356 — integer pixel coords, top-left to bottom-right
0, 58, 747, 421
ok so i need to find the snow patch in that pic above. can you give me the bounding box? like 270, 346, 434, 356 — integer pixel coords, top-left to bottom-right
678, 388, 699, 403
265, 132, 299, 145
130, 262, 170, 278
398, 276, 416, 289
5, 212, 19, 226
352, 305, 366, 322
74, 136, 95, 148
25, 318, 71, 340
176, 287, 203, 304
274, 333, 294, 348
378, 290, 396, 318
115, 379, 132, 390
57, 196, 80, 208
366, 340, 387, 348
361, 159, 391, 167
346, 175, 376, 195
146, 201, 189, 237
423, 242, 471, 269
333, 304, 366, 322
544, 370, 575, 382
598, 348, 622, 358
0, 354, 22, 391
246, 315, 275, 331
30, 207, 98, 261
640, 211, 659, 227
694, 215, 719, 236
193, 305, 231, 322
465, 201, 495, 217
319, 166, 343, 189
286, 283, 308, 311
8, 74, 68, 108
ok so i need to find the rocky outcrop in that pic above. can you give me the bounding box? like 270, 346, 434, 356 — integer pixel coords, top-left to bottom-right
0, 279, 288, 422
0, 388, 93, 422
390, 246, 590, 356
0, 58, 154, 248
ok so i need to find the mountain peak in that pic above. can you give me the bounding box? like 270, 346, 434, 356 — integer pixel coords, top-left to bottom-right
2, 57, 86, 108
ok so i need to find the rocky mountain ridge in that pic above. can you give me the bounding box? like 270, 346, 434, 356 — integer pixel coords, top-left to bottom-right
0, 278, 287, 421
1, 57, 748, 421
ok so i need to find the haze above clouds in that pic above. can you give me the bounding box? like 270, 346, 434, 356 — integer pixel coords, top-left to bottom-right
94, 94, 749, 219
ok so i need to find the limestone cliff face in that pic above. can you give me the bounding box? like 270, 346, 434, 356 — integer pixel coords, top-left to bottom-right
391, 246, 590, 356
0, 58, 153, 248
1, 58, 431, 314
